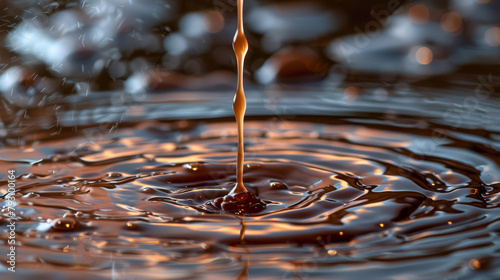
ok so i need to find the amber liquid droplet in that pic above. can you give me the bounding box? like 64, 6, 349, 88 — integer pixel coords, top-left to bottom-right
232, 0, 249, 194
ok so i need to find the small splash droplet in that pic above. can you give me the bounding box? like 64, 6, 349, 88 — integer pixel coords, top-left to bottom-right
125, 221, 141, 231
327, 249, 337, 256
63, 213, 75, 219
51, 216, 78, 231
24, 173, 37, 179
270, 181, 288, 190
245, 163, 261, 169
23, 192, 39, 199
107, 172, 122, 178
201, 243, 211, 250
141, 187, 156, 194
75, 211, 85, 218
184, 162, 203, 171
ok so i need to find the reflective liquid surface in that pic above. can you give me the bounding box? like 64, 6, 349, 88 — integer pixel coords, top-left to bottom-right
1, 85, 499, 279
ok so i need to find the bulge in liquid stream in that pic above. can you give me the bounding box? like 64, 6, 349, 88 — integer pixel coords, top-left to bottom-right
215, 0, 265, 214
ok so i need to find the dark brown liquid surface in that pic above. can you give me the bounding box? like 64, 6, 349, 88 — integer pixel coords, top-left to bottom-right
1, 105, 500, 279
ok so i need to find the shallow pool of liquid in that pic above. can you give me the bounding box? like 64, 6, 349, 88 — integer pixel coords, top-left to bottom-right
1, 84, 500, 279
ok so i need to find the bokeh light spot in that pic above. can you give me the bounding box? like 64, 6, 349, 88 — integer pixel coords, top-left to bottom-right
416, 47, 433, 65
485, 27, 500, 47
409, 4, 430, 25
441, 12, 462, 33
203, 11, 225, 34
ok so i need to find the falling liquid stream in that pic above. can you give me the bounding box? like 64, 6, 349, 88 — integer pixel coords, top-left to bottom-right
232, 0, 248, 194
213, 0, 266, 214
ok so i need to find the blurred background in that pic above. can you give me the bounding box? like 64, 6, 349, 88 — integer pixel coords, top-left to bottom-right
0, 0, 499, 109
